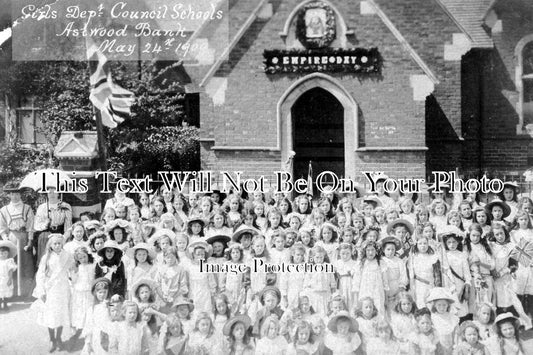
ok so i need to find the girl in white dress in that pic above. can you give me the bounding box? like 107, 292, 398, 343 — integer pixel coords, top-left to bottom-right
440, 229, 471, 321
0, 240, 17, 309
109, 301, 149, 355
256, 315, 288, 355
186, 240, 216, 314
366, 319, 401, 355
334, 243, 357, 311
390, 291, 418, 354
69, 246, 95, 346
82, 277, 112, 355
280, 242, 306, 309
324, 311, 362, 355
353, 241, 388, 316
155, 247, 188, 313
426, 287, 458, 355
465, 223, 495, 308
34, 234, 75, 352
408, 236, 442, 309
303, 245, 336, 316
380, 236, 408, 314
64, 222, 88, 255
511, 210, 533, 317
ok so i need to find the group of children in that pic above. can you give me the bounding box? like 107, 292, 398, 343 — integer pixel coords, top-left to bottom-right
1, 179, 533, 354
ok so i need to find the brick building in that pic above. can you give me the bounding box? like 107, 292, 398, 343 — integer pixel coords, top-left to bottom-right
2, 0, 533, 183
187, 0, 533, 181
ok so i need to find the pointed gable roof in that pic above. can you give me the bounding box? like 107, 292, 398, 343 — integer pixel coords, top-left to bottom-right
438, 0, 493, 48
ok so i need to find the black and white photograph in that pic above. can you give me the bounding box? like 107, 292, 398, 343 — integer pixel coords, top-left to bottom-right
1, 0, 533, 354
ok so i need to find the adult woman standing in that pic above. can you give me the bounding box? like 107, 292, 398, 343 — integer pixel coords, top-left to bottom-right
33, 186, 72, 267
0, 182, 35, 297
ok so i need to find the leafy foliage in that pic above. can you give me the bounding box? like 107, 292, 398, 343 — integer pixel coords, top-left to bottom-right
0, 58, 199, 182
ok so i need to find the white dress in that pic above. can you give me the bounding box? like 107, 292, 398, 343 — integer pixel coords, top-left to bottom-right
431, 312, 458, 353
390, 312, 417, 354
334, 259, 357, 310
185, 262, 215, 314
409, 253, 440, 309
366, 337, 401, 355
324, 332, 362, 355
34, 250, 74, 328
109, 321, 147, 355
353, 259, 388, 315
0, 258, 17, 298
443, 250, 471, 317
71, 263, 95, 329
255, 336, 288, 355
82, 303, 112, 355
382, 256, 408, 311
64, 239, 88, 255
303, 265, 336, 316
280, 267, 306, 309
491, 241, 516, 307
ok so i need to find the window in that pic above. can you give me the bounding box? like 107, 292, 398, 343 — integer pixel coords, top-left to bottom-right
516, 35, 533, 134
15, 96, 45, 145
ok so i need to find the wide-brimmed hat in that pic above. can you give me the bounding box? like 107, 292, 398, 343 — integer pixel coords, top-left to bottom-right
97, 240, 123, 258
494, 312, 519, 325
362, 195, 383, 208
379, 236, 402, 250
223, 314, 252, 336
3, 181, 21, 193
188, 240, 213, 258
485, 199, 511, 218
503, 181, 519, 189
84, 220, 103, 231
258, 286, 281, 305
148, 228, 176, 245
131, 278, 157, 297
171, 297, 194, 312
0, 240, 17, 258
105, 219, 132, 234
187, 216, 205, 228
231, 225, 260, 243
327, 311, 358, 333
206, 234, 231, 246
386, 219, 414, 235
438, 225, 465, 243
126, 242, 156, 260
426, 287, 455, 303
91, 277, 111, 293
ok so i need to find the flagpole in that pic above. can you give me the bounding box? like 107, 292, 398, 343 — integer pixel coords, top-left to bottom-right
94, 107, 108, 171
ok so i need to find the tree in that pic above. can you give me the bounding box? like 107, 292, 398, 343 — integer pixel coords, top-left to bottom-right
0, 55, 200, 182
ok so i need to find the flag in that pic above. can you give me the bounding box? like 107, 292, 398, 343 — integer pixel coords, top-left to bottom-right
86, 38, 135, 128
307, 161, 313, 196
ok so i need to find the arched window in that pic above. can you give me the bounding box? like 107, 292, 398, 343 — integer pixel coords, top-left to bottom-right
516, 35, 533, 133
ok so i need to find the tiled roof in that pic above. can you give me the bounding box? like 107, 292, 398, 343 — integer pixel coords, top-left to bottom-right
437, 0, 494, 48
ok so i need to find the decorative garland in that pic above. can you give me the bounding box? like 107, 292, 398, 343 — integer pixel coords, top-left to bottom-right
263, 48, 382, 75
296, 1, 336, 49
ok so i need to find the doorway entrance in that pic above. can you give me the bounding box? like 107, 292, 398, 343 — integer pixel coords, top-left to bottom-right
291, 87, 345, 181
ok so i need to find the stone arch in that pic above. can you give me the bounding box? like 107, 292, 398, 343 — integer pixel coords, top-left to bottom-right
277, 73, 358, 178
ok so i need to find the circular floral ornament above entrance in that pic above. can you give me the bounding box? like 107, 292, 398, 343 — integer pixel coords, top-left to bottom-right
296, 1, 336, 49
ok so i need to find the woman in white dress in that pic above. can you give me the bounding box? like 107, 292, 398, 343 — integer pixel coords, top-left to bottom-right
33, 234, 75, 352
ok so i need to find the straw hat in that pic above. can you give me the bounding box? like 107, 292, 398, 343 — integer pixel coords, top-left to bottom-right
171, 297, 194, 312
105, 219, 132, 233
126, 242, 156, 260
84, 220, 103, 231
362, 195, 383, 208
206, 234, 231, 246
327, 311, 358, 333
379, 236, 402, 250
187, 216, 205, 228
3, 181, 21, 193
426, 287, 455, 303
131, 278, 157, 297
503, 181, 519, 189
231, 225, 260, 243
286, 212, 303, 224
188, 240, 213, 258
0, 240, 17, 258
438, 225, 465, 242
494, 312, 519, 325
485, 199, 511, 218
97, 240, 123, 258
386, 219, 414, 235
222, 314, 252, 336
148, 228, 176, 245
